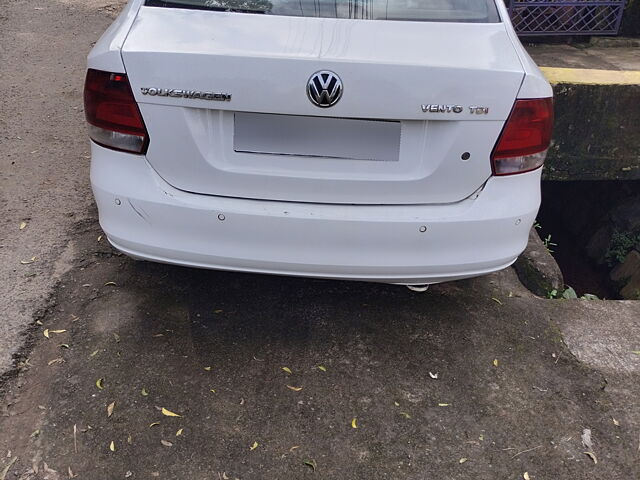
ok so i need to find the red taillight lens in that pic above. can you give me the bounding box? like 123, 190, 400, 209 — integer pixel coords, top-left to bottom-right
491, 98, 553, 176
84, 69, 148, 154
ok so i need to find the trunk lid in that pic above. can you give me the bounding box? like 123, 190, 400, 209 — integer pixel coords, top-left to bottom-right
122, 7, 525, 204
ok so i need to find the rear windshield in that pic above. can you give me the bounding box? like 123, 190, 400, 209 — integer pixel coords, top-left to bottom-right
145, 0, 500, 23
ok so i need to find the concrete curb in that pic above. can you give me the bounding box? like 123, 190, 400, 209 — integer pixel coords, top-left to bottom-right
540, 67, 640, 86
514, 227, 564, 297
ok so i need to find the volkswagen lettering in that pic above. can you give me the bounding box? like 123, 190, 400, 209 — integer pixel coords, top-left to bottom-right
85, 0, 553, 285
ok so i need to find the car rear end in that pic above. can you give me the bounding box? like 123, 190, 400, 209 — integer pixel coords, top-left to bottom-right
85, 0, 553, 284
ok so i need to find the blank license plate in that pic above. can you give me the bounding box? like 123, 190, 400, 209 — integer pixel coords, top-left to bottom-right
234, 112, 401, 162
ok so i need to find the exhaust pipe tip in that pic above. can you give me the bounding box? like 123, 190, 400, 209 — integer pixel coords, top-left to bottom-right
406, 284, 430, 293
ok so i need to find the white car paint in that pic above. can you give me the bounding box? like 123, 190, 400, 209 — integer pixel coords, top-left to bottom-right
121, 11, 525, 204
87, 0, 552, 284
91, 144, 540, 284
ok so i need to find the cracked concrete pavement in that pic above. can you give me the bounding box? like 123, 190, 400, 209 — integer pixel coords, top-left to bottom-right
1, 0, 640, 478
0, 0, 125, 379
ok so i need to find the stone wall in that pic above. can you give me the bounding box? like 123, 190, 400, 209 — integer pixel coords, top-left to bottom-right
541, 181, 640, 299
610, 251, 640, 299
586, 198, 640, 298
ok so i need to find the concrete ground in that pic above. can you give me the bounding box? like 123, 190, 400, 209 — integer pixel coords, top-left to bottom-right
1, 227, 639, 479
1, 0, 640, 478
526, 41, 640, 72
0, 0, 121, 381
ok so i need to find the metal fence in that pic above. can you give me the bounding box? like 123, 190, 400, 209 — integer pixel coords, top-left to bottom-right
508, 0, 627, 36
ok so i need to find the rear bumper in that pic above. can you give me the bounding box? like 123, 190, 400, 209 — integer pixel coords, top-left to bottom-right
90, 143, 541, 284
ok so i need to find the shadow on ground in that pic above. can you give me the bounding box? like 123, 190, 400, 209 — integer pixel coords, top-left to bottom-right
1, 221, 638, 479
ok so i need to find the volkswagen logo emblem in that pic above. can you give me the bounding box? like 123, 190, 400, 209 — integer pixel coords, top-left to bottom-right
307, 71, 343, 108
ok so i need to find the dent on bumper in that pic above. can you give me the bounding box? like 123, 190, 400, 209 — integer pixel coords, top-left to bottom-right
90, 143, 541, 284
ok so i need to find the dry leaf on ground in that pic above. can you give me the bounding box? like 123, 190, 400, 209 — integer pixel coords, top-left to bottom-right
0, 457, 17, 480
581, 429, 593, 450
161, 407, 182, 417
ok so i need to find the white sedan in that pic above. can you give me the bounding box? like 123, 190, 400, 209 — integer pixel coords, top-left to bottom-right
85, 0, 553, 285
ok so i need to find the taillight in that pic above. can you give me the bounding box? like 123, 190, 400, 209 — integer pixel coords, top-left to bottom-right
84, 69, 148, 154
491, 98, 553, 176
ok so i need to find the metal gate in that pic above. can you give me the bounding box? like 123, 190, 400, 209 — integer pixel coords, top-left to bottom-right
508, 0, 626, 36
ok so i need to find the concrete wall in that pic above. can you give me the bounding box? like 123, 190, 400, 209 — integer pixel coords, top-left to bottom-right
544, 81, 640, 181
